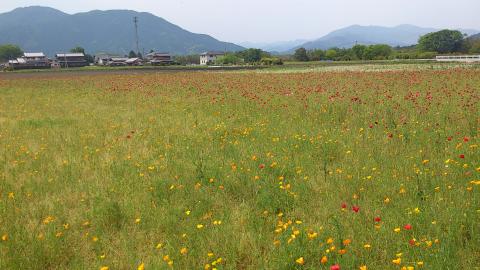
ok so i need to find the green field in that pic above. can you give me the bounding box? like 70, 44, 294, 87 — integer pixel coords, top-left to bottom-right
0, 65, 479, 269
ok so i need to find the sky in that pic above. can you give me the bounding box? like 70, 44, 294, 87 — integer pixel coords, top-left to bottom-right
1, 0, 479, 43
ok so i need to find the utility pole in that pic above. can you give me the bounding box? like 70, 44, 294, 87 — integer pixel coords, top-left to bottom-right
133, 16, 140, 56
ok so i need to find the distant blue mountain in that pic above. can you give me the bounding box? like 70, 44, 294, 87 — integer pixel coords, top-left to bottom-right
292, 24, 479, 51
0, 6, 244, 56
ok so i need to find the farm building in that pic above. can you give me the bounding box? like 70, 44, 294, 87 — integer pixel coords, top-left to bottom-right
8, 52, 50, 69
55, 53, 87, 67
200, 51, 225, 65
146, 52, 173, 65
95, 53, 122, 65
436, 55, 480, 62
125, 58, 143, 66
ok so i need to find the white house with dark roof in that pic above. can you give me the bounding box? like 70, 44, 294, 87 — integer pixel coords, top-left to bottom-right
7, 52, 50, 69
200, 51, 225, 65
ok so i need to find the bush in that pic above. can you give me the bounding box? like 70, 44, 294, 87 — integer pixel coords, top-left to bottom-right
260, 57, 283, 65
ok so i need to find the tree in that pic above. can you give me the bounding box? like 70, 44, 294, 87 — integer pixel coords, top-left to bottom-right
128, 50, 137, 58
293, 48, 309, 61
216, 53, 242, 65
307, 49, 325, 61
351, 44, 367, 60
70, 46, 85, 54
325, 49, 337, 60
236, 48, 268, 63
0, 44, 23, 62
363, 44, 392, 60
418, 30, 464, 53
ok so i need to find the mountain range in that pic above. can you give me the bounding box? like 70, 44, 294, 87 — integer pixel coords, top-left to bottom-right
0, 6, 244, 56
0, 6, 478, 56
291, 24, 479, 52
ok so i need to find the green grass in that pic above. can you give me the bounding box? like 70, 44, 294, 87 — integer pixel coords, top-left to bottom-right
0, 67, 479, 270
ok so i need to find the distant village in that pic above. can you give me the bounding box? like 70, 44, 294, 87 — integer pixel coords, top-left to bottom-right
4, 51, 228, 70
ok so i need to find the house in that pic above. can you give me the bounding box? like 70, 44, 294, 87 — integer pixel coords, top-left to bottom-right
125, 58, 143, 66
95, 53, 122, 65
7, 52, 50, 69
200, 51, 225, 65
55, 53, 87, 67
108, 58, 129, 66
146, 52, 173, 65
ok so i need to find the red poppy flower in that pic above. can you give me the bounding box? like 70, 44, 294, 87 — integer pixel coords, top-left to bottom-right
459, 154, 465, 159
352, 206, 360, 213
374, 217, 381, 222
388, 133, 393, 138
404, 224, 412, 230
259, 164, 265, 169
409, 239, 416, 246
447, 136, 452, 141
463, 137, 469, 142
330, 264, 340, 270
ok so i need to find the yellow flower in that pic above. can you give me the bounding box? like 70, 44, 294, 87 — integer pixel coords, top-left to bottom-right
100, 267, 109, 270
321, 256, 328, 264
135, 218, 141, 224
360, 266, 367, 270
196, 224, 204, 229
417, 261, 424, 267
180, 247, 188, 255
392, 258, 402, 265
137, 263, 145, 270
307, 232, 318, 240
156, 243, 163, 249
295, 257, 305, 265
394, 228, 401, 233
327, 237, 334, 244
414, 208, 421, 214
363, 244, 371, 249
1, 234, 7, 241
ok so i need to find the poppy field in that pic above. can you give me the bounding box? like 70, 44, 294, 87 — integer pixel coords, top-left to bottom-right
0, 67, 479, 269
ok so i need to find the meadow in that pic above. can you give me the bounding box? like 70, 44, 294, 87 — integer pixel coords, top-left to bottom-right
0, 66, 479, 269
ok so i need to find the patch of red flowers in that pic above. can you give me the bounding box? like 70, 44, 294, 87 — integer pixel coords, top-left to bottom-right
352, 206, 360, 213
330, 264, 340, 270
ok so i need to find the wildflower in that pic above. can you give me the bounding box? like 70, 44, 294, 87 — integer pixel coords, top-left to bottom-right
185, 210, 191, 215
394, 228, 401, 233
259, 164, 265, 169
321, 256, 328, 264
156, 243, 163, 249
384, 197, 390, 204
404, 224, 412, 230
135, 218, 141, 224
295, 257, 305, 265
338, 249, 347, 255
363, 244, 371, 248
327, 237, 334, 244
352, 206, 360, 213
417, 261, 424, 266
360, 266, 367, 270
180, 247, 188, 255
341, 202, 347, 209
8, 192, 14, 199
392, 258, 401, 265
414, 208, 420, 214
137, 263, 145, 270
374, 216, 381, 222
92, 236, 99, 242
100, 267, 109, 270
342, 239, 351, 246
196, 224, 204, 229
331, 264, 341, 270
1, 234, 7, 241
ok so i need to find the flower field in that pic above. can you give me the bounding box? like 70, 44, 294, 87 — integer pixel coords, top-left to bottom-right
0, 68, 479, 269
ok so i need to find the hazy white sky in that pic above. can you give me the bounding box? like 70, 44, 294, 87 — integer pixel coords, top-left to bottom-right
1, 0, 479, 43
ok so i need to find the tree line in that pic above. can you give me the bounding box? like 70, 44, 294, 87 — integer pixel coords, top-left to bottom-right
293, 29, 480, 62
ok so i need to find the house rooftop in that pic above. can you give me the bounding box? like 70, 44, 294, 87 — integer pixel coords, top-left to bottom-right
24, 52, 46, 57
55, 53, 85, 57
201, 51, 225, 56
